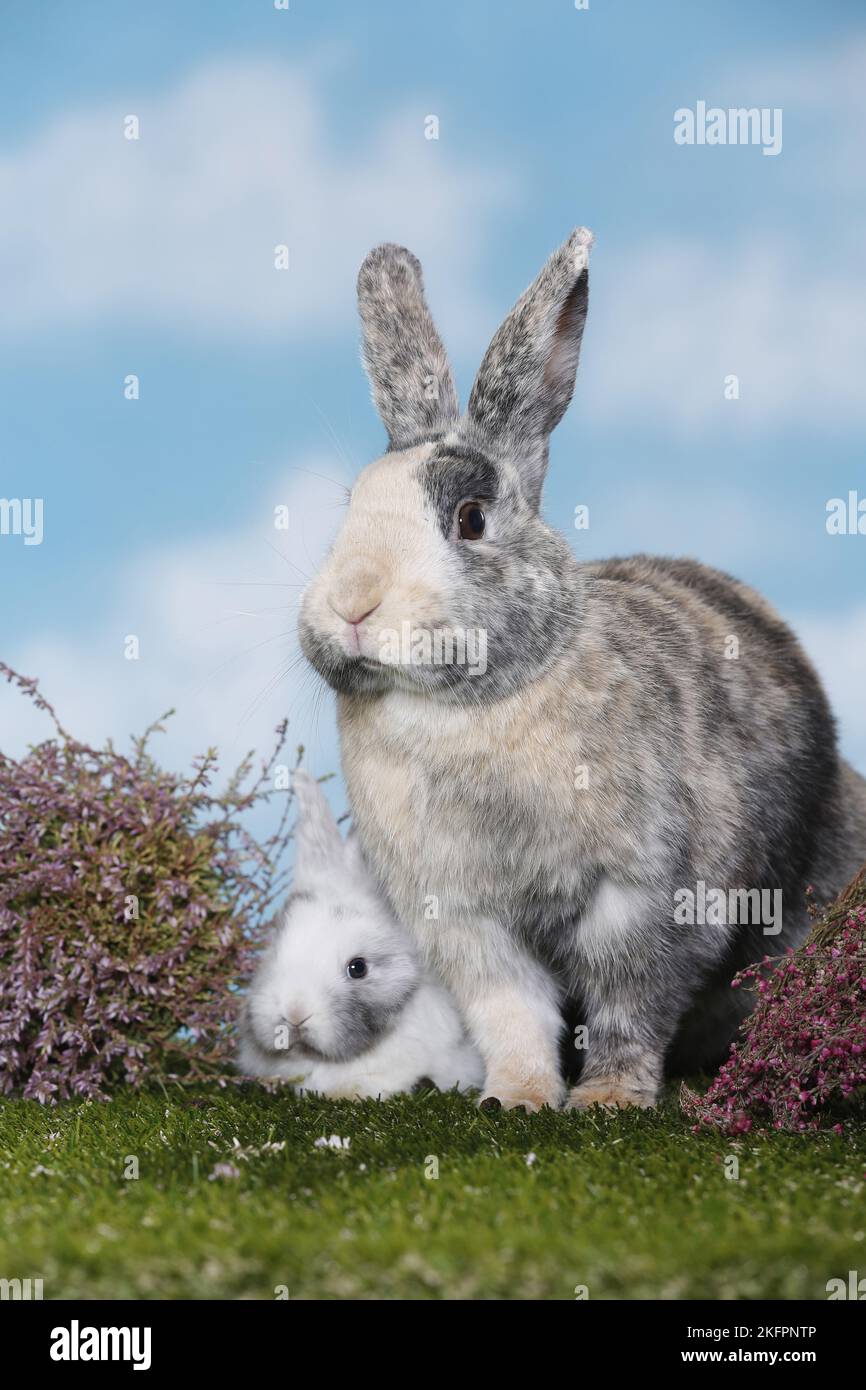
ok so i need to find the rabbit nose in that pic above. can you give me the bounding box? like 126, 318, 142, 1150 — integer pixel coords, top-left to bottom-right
328, 567, 384, 625
288, 1013, 312, 1030
329, 599, 381, 628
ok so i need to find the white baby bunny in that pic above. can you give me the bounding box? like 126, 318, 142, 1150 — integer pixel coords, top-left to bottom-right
236, 770, 483, 1099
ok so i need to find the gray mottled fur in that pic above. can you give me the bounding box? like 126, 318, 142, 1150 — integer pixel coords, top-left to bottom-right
300, 230, 866, 1108
356, 244, 459, 450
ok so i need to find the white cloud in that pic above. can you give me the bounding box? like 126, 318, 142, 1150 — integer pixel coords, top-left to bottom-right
583, 237, 866, 431
582, 35, 866, 431
0, 56, 512, 343
569, 481, 798, 573
0, 466, 344, 785
727, 35, 866, 213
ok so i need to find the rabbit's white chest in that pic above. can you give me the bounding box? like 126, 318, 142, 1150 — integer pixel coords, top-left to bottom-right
338, 683, 608, 932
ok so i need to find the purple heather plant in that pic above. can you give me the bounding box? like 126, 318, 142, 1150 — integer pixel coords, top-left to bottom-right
0, 663, 298, 1103
682, 869, 866, 1134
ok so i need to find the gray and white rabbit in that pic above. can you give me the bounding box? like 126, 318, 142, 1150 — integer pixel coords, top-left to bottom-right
298, 228, 866, 1112
237, 770, 483, 1099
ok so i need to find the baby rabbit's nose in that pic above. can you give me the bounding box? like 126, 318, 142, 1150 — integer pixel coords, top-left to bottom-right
288, 1013, 312, 1029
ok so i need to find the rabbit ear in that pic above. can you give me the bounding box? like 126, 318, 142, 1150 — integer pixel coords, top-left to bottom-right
464, 228, 592, 509
357, 244, 459, 450
343, 826, 366, 875
291, 771, 342, 889
343, 826, 378, 890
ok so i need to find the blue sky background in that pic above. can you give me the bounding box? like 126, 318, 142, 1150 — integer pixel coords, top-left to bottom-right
1, 0, 865, 834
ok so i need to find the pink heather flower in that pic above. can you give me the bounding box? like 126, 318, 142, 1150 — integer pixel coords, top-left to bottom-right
0, 662, 297, 1103
682, 868, 866, 1135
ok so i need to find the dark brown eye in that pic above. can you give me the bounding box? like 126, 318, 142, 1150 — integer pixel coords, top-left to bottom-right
347, 957, 368, 980
457, 501, 486, 540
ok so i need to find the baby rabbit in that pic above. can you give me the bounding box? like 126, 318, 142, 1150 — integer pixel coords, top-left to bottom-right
236, 770, 483, 1099
298, 228, 866, 1114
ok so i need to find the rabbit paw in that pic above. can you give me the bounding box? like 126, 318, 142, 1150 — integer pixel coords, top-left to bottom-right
479, 1076, 564, 1113
565, 1078, 657, 1110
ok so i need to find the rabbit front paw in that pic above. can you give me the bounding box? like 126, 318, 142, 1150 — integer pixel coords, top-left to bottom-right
565, 1077, 658, 1110
479, 1073, 564, 1113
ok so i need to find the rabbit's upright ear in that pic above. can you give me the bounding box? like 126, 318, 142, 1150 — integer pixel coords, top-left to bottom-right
464, 228, 593, 509
291, 770, 342, 890
357, 244, 459, 450
343, 826, 379, 891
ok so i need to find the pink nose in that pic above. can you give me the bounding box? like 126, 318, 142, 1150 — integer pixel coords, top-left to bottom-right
335, 602, 380, 628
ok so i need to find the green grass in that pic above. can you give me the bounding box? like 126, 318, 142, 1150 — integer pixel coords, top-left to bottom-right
1, 1084, 863, 1300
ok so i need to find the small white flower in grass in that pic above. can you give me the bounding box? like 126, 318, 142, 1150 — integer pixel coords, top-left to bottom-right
208, 1162, 241, 1181
314, 1134, 351, 1151
30, 1164, 56, 1177
524, 1152, 537, 1167
227, 1137, 287, 1161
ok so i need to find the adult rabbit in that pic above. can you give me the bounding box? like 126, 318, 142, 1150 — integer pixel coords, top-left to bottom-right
299, 229, 866, 1111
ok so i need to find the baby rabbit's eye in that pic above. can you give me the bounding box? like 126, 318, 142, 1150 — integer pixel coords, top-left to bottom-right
457, 501, 486, 541
347, 957, 368, 980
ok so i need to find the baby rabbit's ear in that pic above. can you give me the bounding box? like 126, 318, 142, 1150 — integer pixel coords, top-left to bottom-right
357, 244, 459, 451
343, 826, 379, 891
465, 227, 592, 509
291, 770, 342, 890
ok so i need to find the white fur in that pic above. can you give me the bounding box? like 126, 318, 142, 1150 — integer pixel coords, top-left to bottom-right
238, 970, 483, 1100
302, 446, 451, 681
236, 771, 483, 1099
575, 878, 652, 970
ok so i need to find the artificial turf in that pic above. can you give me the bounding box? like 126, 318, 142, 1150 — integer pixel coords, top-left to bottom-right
1, 1083, 863, 1300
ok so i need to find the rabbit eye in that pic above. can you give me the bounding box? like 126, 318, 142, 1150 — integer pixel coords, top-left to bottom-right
347, 957, 368, 980
457, 501, 486, 541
